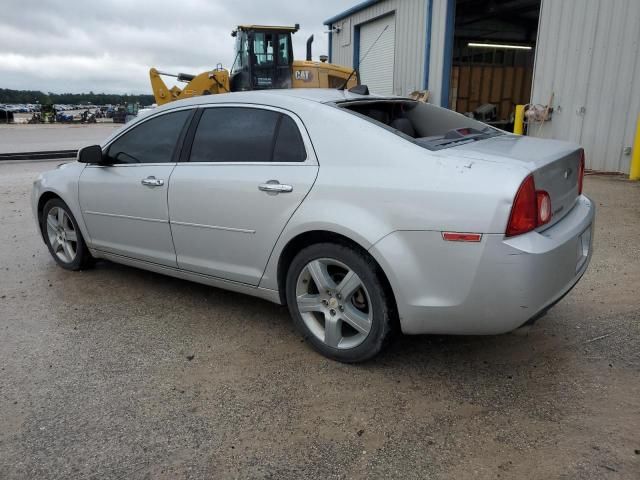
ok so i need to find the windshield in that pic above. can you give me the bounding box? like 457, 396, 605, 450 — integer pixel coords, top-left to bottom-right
338, 100, 504, 151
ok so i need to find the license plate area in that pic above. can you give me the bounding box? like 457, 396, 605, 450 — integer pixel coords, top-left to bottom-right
576, 225, 591, 272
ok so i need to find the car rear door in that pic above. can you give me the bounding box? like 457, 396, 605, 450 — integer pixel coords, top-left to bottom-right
168, 105, 318, 285
78, 108, 193, 266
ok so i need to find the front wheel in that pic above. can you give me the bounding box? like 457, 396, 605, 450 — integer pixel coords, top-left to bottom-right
285, 243, 395, 363
41, 198, 93, 270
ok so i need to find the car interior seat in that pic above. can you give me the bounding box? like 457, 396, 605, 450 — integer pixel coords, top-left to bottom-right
366, 109, 389, 125
390, 117, 416, 138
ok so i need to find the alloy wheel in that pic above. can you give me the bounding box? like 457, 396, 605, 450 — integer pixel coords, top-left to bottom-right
46, 206, 78, 263
295, 257, 373, 349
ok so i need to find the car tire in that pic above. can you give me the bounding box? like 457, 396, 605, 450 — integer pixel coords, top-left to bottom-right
41, 198, 94, 271
285, 243, 395, 363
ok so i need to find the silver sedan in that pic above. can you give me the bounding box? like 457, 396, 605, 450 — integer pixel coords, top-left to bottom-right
32, 88, 594, 362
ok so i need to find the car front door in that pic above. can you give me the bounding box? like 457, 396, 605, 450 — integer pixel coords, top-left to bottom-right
168, 105, 318, 285
78, 108, 193, 267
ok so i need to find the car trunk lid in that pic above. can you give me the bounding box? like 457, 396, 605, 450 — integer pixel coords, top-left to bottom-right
446, 135, 583, 228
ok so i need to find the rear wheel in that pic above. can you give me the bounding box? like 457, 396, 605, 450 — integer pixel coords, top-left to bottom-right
285, 243, 394, 362
41, 198, 93, 270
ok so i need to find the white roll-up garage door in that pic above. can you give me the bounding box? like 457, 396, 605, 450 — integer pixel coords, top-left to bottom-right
358, 14, 396, 95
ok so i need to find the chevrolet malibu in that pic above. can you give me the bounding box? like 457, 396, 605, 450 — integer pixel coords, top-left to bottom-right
32, 88, 594, 362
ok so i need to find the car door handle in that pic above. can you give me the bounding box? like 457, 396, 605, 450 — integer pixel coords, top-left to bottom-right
141, 176, 164, 187
258, 181, 293, 193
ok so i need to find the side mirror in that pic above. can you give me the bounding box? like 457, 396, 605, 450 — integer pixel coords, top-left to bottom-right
77, 145, 105, 164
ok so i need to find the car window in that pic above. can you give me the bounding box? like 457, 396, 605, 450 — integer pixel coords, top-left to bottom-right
273, 114, 306, 162
190, 107, 306, 163
339, 100, 503, 151
107, 110, 191, 164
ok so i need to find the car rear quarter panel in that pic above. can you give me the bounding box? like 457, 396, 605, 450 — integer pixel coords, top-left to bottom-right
259, 103, 530, 291
371, 196, 594, 334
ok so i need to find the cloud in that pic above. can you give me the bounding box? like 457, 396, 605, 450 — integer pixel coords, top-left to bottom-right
1, 0, 354, 93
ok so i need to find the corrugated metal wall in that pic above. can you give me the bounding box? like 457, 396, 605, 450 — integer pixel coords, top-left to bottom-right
328, 0, 428, 96
329, 0, 640, 172
530, 0, 640, 172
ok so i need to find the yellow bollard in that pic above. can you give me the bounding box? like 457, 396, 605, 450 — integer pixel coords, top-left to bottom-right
513, 105, 525, 135
630, 113, 640, 181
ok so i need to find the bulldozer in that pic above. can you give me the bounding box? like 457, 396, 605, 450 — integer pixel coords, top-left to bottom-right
150, 24, 358, 105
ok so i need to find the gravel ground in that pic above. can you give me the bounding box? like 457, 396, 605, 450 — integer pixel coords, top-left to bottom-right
0, 161, 639, 479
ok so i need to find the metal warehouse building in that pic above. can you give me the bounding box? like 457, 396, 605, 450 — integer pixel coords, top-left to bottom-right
324, 0, 640, 173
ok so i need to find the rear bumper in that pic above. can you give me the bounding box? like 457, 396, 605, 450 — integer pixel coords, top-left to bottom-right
369, 195, 595, 335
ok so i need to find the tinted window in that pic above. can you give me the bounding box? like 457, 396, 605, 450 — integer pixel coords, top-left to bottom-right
191, 108, 276, 163
107, 110, 191, 164
273, 115, 306, 162
190, 107, 306, 163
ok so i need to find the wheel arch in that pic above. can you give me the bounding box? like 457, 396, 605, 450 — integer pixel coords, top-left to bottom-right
36, 183, 93, 248
275, 230, 399, 325
36, 191, 63, 242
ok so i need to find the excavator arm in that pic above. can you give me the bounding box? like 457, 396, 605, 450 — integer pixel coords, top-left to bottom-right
149, 68, 230, 106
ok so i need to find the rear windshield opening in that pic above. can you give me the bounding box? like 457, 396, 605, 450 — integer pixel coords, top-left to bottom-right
338, 100, 504, 151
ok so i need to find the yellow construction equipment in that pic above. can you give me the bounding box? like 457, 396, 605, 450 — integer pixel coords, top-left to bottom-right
513, 104, 525, 135
150, 24, 358, 105
630, 113, 640, 181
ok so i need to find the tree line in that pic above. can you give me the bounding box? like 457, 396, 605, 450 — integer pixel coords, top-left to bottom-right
0, 88, 155, 106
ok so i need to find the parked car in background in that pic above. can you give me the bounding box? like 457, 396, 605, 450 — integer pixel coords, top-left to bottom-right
137, 105, 156, 116
56, 112, 75, 123
31, 88, 594, 362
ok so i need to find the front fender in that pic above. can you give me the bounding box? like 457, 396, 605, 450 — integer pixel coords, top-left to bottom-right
32, 162, 92, 245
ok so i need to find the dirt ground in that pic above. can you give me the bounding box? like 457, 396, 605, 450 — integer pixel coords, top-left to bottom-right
0, 161, 638, 479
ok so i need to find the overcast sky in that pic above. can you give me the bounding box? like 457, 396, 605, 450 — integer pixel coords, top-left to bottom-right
1, 0, 354, 94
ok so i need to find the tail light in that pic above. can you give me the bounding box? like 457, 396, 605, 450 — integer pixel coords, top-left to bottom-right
536, 191, 552, 224
506, 175, 552, 237
578, 149, 585, 194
